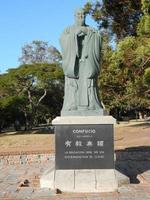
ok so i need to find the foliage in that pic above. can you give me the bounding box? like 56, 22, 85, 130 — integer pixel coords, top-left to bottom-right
0, 63, 64, 130
144, 67, 150, 87
99, 33, 150, 112
137, 0, 150, 36
19, 40, 62, 64
83, 0, 149, 116
84, 0, 142, 39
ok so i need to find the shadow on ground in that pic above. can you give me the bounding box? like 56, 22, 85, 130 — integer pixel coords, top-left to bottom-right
127, 121, 150, 129
115, 146, 150, 184
0, 126, 54, 137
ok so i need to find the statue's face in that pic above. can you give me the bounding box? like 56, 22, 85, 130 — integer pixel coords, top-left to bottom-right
75, 9, 85, 26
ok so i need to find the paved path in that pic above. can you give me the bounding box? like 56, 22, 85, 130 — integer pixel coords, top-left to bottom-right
1, 162, 150, 200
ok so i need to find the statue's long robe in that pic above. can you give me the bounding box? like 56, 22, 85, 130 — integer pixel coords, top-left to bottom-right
60, 25, 102, 111
60, 26, 102, 79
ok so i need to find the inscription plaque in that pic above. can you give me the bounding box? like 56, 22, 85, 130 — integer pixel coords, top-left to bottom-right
55, 124, 114, 169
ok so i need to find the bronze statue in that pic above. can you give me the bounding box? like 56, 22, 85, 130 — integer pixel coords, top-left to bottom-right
60, 8, 103, 116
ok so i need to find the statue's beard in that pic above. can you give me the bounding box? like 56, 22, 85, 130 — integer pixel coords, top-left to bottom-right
75, 19, 85, 26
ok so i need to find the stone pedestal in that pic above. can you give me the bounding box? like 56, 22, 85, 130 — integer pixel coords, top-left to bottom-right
40, 167, 129, 193
54, 117, 115, 169
40, 116, 129, 193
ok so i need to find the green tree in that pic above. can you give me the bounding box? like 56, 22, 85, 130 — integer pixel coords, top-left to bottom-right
0, 63, 64, 130
19, 40, 62, 64
144, 67, 150, 87
98, 40, 149, 120
84, 0, 142, 39
137, 0, 150, 36
96, 0, 150, 118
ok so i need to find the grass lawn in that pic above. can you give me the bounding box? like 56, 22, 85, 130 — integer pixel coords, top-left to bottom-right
0, 121, 149, 154
114, 121, 150, 150
0, 130, 55, 154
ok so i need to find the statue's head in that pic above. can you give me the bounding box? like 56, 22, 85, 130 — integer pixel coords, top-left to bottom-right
74, 8, 85, 26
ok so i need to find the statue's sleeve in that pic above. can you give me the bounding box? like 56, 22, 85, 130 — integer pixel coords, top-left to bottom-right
94, 31, 102, 69
85, 31, 102, 78
60, 27, 78, 78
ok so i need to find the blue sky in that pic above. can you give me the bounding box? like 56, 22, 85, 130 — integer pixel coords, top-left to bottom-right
0, 0, 98, 74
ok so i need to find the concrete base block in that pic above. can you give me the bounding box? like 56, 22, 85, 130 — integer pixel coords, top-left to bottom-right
96, 169, 118, 192
40, 168, 129, 193
55, 170, 74, 191
75, 170, 96, 192
52, 116, 116, 125
115, 170, 130, 187
40, 165, 55, 189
